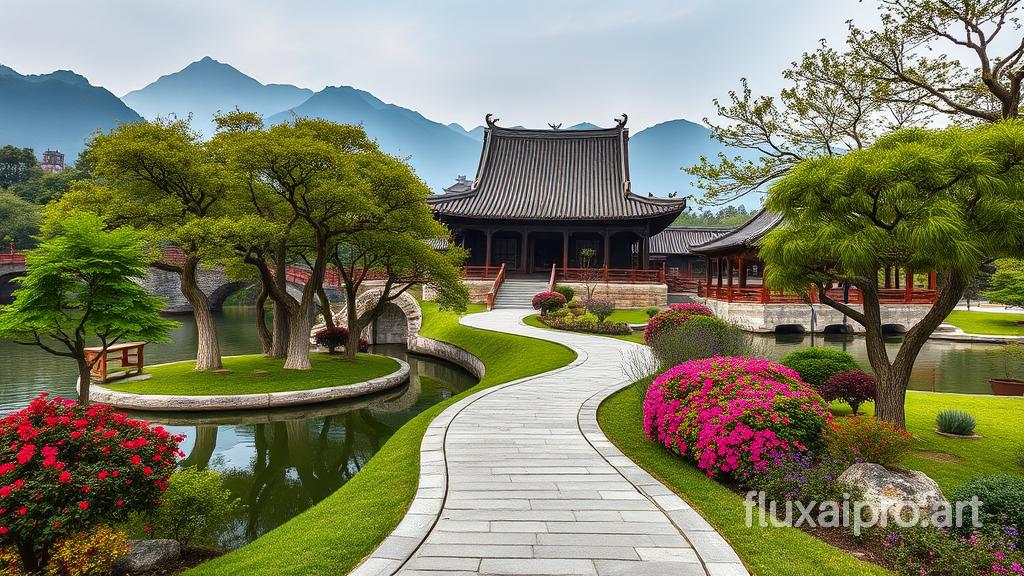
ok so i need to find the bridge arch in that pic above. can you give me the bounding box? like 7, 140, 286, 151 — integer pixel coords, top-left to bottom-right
0, 264, 27, 305
329, 289, 422, 347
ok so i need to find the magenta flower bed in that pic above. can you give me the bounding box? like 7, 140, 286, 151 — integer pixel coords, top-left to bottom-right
643, 303, 713, 344
643, 357, 830, 477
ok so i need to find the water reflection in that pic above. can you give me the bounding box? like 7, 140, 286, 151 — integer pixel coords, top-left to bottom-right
755, 333, 1011, 395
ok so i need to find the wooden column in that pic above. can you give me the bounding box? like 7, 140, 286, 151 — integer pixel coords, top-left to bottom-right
738, 256, 747, 288
716, 258, 723, 288
641, 235, 650, 269
520, 230, 528, 273
704, 257, 712, 295
484, 229, 493, 268
562, 231, 569, 271
602, 231, 611, 269
904, 267, 913, 302
928, 270, 937, 290
884, 266, 892, 289
727, 257, 734, 286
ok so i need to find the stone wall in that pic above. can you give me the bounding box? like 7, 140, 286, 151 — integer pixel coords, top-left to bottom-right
423, 280, 494, 304
373, 302, 409, 344
701, 298, 932, 333
559, 282, 668, 308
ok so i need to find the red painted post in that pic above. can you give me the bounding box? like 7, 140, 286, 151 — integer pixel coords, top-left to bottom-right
905, 268, 913, 303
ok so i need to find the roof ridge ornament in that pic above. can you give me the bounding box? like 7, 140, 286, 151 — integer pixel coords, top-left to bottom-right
485, 113, 500, 128
614, 113, 628, 128
548, 123, 562, 130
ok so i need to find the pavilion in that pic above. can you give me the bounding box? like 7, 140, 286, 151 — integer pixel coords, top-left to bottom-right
429, 115, 686, 280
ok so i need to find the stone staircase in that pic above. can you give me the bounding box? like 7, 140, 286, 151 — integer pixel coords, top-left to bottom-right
492, 278, 550, 309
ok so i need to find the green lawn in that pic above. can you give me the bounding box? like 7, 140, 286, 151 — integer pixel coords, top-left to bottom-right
523, 313, 645, 344
599, 384, 1024, 575
839, 391, 1024, 493
945, 310, 1024, 336
105, 353, 399, 395
599, 387, 892, 576
186, 302, 576, 576
606, 308, 653, 324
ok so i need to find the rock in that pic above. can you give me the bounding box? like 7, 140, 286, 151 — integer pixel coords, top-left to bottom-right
252, 369, 270, 377
112, 539, 181, 575
212, 369, 232, 376
837, 463, 948, 521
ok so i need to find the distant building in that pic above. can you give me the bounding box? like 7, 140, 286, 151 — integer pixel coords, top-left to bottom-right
39, 149, 64, 174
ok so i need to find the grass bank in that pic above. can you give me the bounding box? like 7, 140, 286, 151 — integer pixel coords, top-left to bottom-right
186, 302, 576, 576
945, 310, 1024, 335
106, 353, 399, 395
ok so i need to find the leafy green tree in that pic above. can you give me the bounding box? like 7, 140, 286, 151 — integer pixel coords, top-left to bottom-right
760, 121, 1024, 427
0, 145, 41, 188
963, 263, 996, 309
214, 116, 380, 369
984, 258, 1024, 308
690, 0, 1024, 204
332, 160, 469, 359
0, 213, 177, 403
49, 118, 230, 370
0, 190, 40, 248
10, 167, 88, 204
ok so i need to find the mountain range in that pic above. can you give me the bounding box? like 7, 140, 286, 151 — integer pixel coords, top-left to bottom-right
0, 57, 754, 201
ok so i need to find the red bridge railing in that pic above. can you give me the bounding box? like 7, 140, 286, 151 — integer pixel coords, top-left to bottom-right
697, 283, 937, 305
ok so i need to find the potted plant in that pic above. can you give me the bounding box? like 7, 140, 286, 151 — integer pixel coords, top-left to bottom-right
990, 342, 1024, 396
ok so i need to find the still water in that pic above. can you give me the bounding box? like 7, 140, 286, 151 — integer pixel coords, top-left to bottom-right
0, 307, 1013, 546
0, 307, 477, 548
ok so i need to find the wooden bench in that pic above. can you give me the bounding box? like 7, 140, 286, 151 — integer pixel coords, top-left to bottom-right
84, 342, 146, 383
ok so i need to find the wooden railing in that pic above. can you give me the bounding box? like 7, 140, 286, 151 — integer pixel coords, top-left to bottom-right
485, 263, 507, 311
555, 267, 665, 284
665, 274, 701, 293
697, 283, 937, 305
463, 265, 504, 280
0, 252, 26, 265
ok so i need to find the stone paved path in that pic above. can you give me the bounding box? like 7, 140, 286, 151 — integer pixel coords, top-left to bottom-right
352, 309, 748, 576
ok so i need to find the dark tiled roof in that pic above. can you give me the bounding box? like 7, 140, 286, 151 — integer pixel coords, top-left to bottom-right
429, 122, 686, 221
649, 227, 730, 255
689, 209, 783, 255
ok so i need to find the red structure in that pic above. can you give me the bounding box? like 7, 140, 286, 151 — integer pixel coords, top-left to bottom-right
0, 243, 26, 265
690, 210, 937, 304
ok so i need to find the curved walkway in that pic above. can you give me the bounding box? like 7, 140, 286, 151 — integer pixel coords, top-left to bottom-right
353, 309, 747, 576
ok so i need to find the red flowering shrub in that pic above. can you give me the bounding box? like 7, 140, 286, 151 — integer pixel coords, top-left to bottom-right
0, 395, 182, 573
824, 415, 913, 467
821, 370, 876, 415
531, 291, 566, 316
312, 326, 369, 354
643, 357, 830, 477
643, 303, 714, 344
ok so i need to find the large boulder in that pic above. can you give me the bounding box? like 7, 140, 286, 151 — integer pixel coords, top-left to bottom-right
112, 539, 181, 575
837, 463, 948, 521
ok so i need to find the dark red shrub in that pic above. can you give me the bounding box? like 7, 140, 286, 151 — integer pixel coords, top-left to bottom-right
531, 291, 567, 316
821, 370, 877, 415
0, 395, 183, 572
313, 326, 369, 353
643, 304, 714, 344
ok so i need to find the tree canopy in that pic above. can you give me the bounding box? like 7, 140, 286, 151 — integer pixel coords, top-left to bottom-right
760, 120, 1024, 425
0, 145, 41, 189
690, 0, 1024, 204
984, 258, 1024, 307
0, 213, 176, 403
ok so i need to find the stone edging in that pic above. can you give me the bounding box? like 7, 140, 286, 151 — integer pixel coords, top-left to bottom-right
349, 330, 588, 576
578, 382, 750, 576
87, 357, 410, 412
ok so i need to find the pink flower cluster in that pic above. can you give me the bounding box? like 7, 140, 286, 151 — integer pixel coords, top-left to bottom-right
643, 303, 713, 344
643, 356, 830, 477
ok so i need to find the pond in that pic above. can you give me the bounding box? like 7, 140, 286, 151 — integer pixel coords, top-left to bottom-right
0, 307, 478, 548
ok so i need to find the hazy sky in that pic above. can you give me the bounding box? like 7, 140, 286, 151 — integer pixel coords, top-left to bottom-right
1, 0, 881, 130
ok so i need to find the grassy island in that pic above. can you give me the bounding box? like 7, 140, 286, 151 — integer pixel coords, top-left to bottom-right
945, 310, 1024, 336
104, 353, 400, 396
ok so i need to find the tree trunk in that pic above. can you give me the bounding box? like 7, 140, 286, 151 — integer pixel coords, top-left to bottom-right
874, 361, 912, 427
179, 257, 222, 370
16, 540, 46, 575
317, 285, 335, 329
76, 357, 91, 405
255, 281, 273, 355
270, 248, 290, 357
283, 300, 315, 369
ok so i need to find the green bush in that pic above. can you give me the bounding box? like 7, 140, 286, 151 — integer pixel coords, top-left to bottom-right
649, 315, 761, 370
950, 474, 1024, 534
151, 468, 239, 548
553, 285, 574, 302
584, 299, 615, 322
1016, 445, 1024, 469
644, 306, 660, 319
881, 525, 1024, 576
780, 347, 860, 388
935, 409, 977, 436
